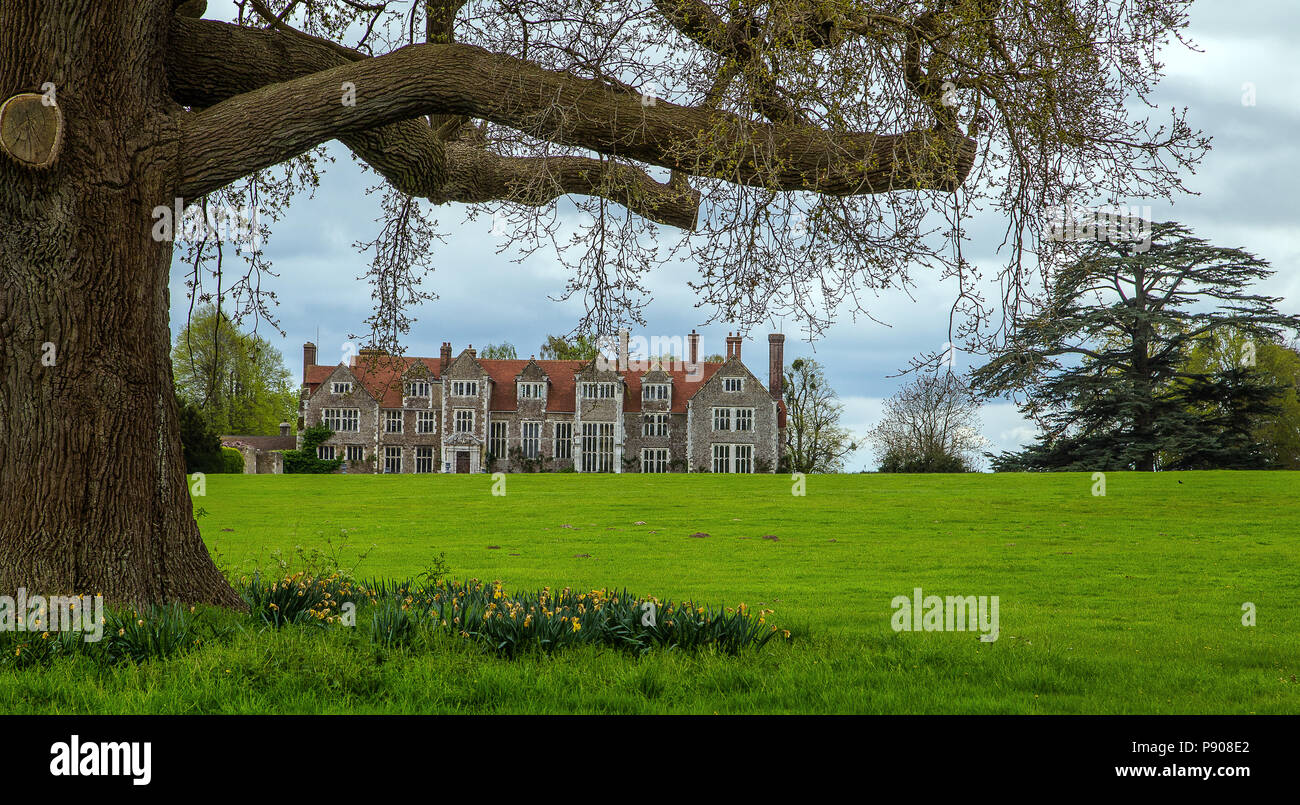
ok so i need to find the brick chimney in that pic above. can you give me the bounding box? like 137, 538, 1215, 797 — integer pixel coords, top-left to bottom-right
467, 344, 476, 359
618, 329, 630, 371
687, 329, 699, 367
279, 422, 290, 437
302, 342, 317, 386
440, 342, 452, 374
768, 333, 785, 398
725, 332, 742, 361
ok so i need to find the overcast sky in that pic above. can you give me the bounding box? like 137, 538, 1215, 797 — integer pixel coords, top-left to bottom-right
170, 1, 1300, 471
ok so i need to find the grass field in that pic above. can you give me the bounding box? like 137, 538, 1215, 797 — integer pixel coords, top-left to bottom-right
3, 471, 1298, 713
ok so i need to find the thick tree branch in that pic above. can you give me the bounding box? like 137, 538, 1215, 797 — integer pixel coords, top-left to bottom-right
171, 23, 975, 206
167, 17, 697, 227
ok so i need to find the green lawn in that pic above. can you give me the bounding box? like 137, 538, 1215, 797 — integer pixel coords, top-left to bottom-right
4, 471, 1298, 713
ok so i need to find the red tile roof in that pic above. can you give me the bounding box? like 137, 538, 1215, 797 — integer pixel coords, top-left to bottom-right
304, 364, 337, 388
304, 354, 785, 425
305, 356, 435, 408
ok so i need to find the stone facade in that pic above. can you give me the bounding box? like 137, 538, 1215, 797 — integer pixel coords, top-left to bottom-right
685, 356, 782, 473
439, 349, 489, 474
299, 332, 787, 473
303, 363, 384, 472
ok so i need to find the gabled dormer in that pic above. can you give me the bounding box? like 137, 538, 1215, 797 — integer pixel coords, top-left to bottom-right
640, 365, 673, 408
319, 363, 375, 403
401, 361, 435, 406
573, 356, 622, 418
574, 357, 622, 397
309, 363, 375, 438
515, 357, 549, 406
699, 353, 764, 397
443, 348, 487, 399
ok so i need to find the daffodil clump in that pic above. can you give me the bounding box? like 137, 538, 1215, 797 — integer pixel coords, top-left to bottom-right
374, 579, 787, 657
101, 604, 220, 664
239, 571, 366, 628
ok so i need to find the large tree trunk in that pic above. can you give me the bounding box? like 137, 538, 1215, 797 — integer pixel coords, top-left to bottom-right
1130, 265, 1158, 473
0, 0, 243, 607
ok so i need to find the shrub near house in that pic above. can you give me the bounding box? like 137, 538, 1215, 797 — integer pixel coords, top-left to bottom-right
283, 425, 344, 474
221, 447, 245, 474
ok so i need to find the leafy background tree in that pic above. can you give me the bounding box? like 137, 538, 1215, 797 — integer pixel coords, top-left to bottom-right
478, 342, 518, 359
172, 304, 297, 436
868, 373, 986, 473
179, 400, 246, 473
1171, 331, 1300, 469
539, 334, 601, 361
782, 358, 858, 473
178, 400, 224, 474
975, 222, 1300, 471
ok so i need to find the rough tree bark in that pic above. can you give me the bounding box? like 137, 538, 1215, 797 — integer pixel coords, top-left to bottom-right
0, 0, 243, 607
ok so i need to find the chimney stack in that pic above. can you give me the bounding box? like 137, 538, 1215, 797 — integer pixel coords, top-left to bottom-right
440, 342, 452, 374
725, 332, 742, 361
279, 422, 291, 437
357, 346, 388, 369
302, 342, 317, 386
618, 329, 630, 371
468, 344, 476, 359
768, 333, 785, 399
687, 329, 699, 368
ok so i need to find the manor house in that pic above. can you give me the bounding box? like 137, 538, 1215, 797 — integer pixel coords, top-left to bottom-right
298, 331, 786, 473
